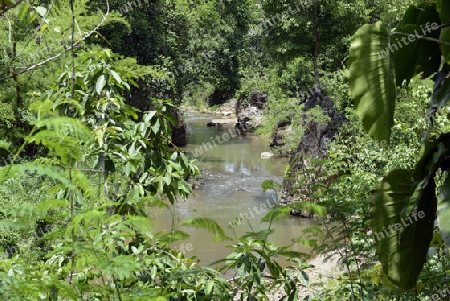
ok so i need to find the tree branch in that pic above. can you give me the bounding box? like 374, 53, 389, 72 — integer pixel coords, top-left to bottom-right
0, 0, 25, 16
0, 1, 110, 82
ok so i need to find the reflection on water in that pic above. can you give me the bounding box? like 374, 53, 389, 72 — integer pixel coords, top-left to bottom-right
151, 113, 317, 266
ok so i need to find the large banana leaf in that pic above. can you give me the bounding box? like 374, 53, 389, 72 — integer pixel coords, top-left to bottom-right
348, 21, 396, 142
391, 24, 418, 85
396, 2, 441, 82
371, 169, 437, 289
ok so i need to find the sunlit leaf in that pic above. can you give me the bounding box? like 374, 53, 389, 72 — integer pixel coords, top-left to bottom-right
348, 21, 396, 142
95, 74, 107, 95
35, 6, 47, 17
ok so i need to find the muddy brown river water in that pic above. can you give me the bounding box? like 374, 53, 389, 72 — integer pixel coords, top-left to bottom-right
152, 113, 317, 266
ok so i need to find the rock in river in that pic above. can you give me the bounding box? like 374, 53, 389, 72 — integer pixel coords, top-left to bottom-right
261, 152, 275, 159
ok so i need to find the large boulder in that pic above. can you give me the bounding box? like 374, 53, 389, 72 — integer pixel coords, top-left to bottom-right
236, 106, 264, 131
249, 91, 269, 109
213, 99, 237, 116
282, 93, 345, 203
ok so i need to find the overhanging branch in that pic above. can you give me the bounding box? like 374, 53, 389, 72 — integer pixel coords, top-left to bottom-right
0, 0, 25, 16
0, 0, 110, 82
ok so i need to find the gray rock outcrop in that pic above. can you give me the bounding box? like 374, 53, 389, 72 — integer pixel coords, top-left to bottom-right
282, 93, 345, 203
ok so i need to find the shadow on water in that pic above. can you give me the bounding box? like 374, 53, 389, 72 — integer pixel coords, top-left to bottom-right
151, 112, 318, 266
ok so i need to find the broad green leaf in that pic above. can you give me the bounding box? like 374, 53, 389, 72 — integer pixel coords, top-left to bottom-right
287, 290, 298, 301
391, 25, 418, 85
95, 74, 107, 95
428, 68, 450, 121
109, 69, 123, 84
151, 118, 160, 134
0, 140, 10, 151
181, 218, 231, 241
439, 174, 450, 247
409, 3, 441, 79
204, 280, 214, 295
35, 6, 47, 17
437, 0, 450, 63
39, 23, 48, 33
18, 3, 28, 20
143, 111, 157, 123
170, 151, 178, 161
348, 21, 396, 142
414, 133, 450, 180
372, 169, 437, 288
402, 5, 419, 25
27, 9, 37, 23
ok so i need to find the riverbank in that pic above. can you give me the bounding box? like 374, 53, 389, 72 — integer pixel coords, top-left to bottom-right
230, 250, 345, 300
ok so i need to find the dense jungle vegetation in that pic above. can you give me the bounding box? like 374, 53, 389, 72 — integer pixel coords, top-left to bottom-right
1, 0, 450, 300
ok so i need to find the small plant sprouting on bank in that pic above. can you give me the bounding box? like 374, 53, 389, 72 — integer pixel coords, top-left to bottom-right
218, 179, 321, 300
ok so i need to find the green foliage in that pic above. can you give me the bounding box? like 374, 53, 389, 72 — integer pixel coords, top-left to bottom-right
183, 81, 215, 110
348, 0, 450, 291
0, 102, 14, 131
7, 0, 450, 299
261, 0, 368, 67
217, 181, 312, 300
0, 50, 231, 299
0, 45, 315, 300
295, 70, 447, 299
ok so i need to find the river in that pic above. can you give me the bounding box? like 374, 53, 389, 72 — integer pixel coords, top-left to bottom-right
152, 113, 316, 266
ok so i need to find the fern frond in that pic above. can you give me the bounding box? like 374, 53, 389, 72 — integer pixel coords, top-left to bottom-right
0, 220, 21, 232
34, 157, 61, 165
70, 168, 94, 198
124, 215, 153, 235
158, 230, 190, 244
261, 206, 291, 223
0, 163, 81, 195
65, 210, 105, 237
37, 199, 69, 211
2, 204, 44, 219
32, 117, 91, 139
27, 130, 84, 164
181, 218, 231, 241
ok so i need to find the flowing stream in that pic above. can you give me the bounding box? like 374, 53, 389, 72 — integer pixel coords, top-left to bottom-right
152, 113, 316, 266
